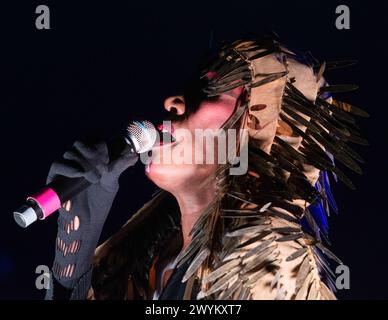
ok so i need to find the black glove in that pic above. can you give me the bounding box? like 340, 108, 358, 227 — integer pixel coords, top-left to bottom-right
45, 140, 138, 299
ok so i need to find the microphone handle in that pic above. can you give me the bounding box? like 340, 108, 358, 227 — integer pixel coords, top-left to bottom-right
48, 176, 92, 205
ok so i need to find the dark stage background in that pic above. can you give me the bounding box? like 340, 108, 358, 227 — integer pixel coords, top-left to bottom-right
0, 0, 387, 299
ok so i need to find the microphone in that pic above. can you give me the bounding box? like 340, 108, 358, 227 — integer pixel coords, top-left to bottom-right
13, 120, 157, 228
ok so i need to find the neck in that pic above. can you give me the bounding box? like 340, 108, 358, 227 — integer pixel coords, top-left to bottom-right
172, 182, 217, 251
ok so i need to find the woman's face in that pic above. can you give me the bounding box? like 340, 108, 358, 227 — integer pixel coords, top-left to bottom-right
145, 85, 243, 193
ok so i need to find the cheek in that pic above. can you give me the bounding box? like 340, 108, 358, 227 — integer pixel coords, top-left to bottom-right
190, 98, 236, 130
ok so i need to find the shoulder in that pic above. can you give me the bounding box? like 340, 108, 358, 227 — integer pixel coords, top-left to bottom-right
246, 213, 336, 300
90, 191, 180, 299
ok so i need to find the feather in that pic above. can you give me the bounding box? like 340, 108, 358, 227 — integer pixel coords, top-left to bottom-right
205, 79, 251, 96
236, 230, 272, 249
226, 223, 270, 237
245, 265, 273, 287
322, 171, 338, 214
203, 49, 233, 75
316, 97, 357, 124
212, 58, 246, 79
276, 233, 303, 242
218, 64, 251, 80
268, 208, 299, 225
316, 61, 326, 82
307, 280, 319, 300
316, 243, 343, 264
281, 105, 323, 136
205, 266, 240, 296
271, 269, 282, 289
283, 96, 321, 120
275, 285, 287, 300
295, 271, 313, 300
295, 255, 311, 292
319, 281, 337, 300
273, 136, 307, 164
331, 99, 369, 118
260, 202, 272, 212
325, 59, 358, 70
221, 209, 259, 214
242, 244, 278, 272
243, 236, 277, 260
249, 48, 276, 61
175, 234, 208, 268
203, 259, 241, 284
308, 201, 329, 237
218, 277, 242, 300
344, 133, 369, 146
238, 286, 251, 299
250, 71, 288, 88
214, 71, 251, 86
226, 192, 257, 206
311, 131, 363, 175
319, 84, 359, 94
301, 145, 356, 190
271, 226, 302, 234
221, 213, 261, 219
313, 246, 336, 280
286, 247, 307, 262
332, 140, 364, 164
182, 248, 210, 282
221, 103, 248, 130
189, 203, 215, 237
221, 248, 248, 263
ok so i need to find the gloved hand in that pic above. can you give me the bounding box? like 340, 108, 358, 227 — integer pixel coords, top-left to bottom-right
47, 140, 138, 294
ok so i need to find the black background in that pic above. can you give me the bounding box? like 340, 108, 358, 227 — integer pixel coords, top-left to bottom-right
0, 0, 387, 299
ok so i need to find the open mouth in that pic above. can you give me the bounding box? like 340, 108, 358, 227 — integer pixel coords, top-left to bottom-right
154, 123, 177, 147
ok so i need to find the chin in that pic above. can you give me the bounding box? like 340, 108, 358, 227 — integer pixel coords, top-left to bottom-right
145, 162, 183, 191
145, 162, 203, 192
146, 161, 218, 194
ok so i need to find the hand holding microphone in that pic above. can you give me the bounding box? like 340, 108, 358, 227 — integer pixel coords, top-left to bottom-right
13, 120, 157, 228
47, 140, 138, 294
15, 120, 159, 299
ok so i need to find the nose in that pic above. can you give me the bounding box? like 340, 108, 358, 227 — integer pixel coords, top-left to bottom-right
164, 96, 186, 116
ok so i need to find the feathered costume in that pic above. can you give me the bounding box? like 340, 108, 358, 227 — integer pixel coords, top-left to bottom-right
90, 35, 368, 300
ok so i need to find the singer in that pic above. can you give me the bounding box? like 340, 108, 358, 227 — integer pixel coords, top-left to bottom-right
44, 35, 368, 300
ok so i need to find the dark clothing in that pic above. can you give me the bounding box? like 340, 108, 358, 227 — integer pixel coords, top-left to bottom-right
46, 252, 192, 300
46, 191, 195, 300
158, 254, 194, 300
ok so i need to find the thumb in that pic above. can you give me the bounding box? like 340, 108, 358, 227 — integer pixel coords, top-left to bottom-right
109, 152, 139, 175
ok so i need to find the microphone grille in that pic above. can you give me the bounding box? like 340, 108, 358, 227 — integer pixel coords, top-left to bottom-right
126, 120, 157, 153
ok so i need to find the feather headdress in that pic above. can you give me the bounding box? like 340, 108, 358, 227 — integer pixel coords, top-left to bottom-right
172, 35, 368, 300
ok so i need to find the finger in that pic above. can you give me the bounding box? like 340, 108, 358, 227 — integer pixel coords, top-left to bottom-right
109, 153, 138, 174
83, 170, 101, 184
46, 161, 84, 184
93, 142, 109, 164
63, 149, 91, 166
63, 150, 92, 171
64, 151, 103, 184
73, 141, 108, 164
